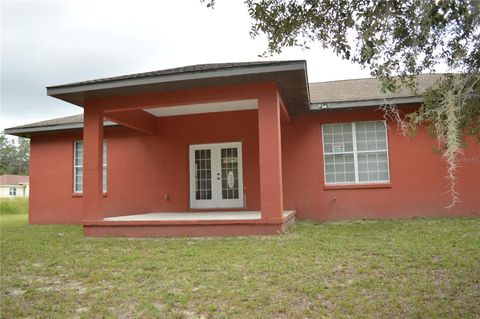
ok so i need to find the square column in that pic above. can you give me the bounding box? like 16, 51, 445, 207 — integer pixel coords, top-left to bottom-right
258, 88, 284, 220
83, 107, 104, 221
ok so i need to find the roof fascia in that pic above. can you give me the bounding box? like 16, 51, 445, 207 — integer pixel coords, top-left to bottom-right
4, 121, 117, 135
310, 96, 422, 110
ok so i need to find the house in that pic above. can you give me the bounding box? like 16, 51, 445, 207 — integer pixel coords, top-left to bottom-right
0, 175, 29, 198
5, 61, 479, 237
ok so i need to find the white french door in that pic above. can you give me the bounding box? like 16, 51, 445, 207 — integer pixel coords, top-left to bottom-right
189, 142, 244, 209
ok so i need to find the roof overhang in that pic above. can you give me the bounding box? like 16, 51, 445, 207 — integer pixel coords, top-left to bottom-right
4, 121, 117, 138
47, 61, 310, 115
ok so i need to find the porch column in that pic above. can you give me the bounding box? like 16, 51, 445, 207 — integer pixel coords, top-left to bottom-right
258, 87, 284, 220
83, 107, 104, 221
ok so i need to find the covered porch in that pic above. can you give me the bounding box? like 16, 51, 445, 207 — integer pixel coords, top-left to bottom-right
47, 61, 309, 237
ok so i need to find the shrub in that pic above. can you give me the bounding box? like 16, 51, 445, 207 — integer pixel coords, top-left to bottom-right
0, 198, 29, 215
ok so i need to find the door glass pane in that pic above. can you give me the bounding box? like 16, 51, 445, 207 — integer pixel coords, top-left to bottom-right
195, 149, 212, 200
221, 147, 239, 199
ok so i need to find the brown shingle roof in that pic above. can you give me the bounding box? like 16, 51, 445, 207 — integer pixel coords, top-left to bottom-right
6, 66, 445, 136
48, 61, 305, 89
309, 73, 443, 104
0, 175, 29, 186
46, 60, 310, 112
9, 114, 84, 129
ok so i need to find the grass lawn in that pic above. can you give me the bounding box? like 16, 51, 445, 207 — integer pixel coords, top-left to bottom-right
1, 215, 479, 318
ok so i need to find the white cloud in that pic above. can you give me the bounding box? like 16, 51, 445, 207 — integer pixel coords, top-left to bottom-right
1, 0, 370, 131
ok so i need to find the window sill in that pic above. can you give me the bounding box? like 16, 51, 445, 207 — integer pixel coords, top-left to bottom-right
324, 183, 392, 190
72, 193, 108, 197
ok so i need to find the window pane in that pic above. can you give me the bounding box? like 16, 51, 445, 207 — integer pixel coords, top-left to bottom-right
336, 173, 346, 183
365, 122, 376, 131
376, 121, 386, 130
323, 134, 333, 143
357, 151, 389, 182
323, 124, 333, 134
103, 140, 107, 192
345, 172, 355, 182
324, 143, 333, 153
324, 153, 355, 183
355, 121, 387, 151
103, 140, 107, 166
377, 140, 387, 150
74, 140, 107, 192
103, 167, 107, 192
359, 172, 368, 181
323, 123, 353, 154
344, 142, 354, 152
74, 142, 83, 192
379, 171, 389, 181
195, 148, 212, 200
357, 141, 366, 151
334, 133, 344, 143
325, 164, 334, 173
75, 167, 83, 192
367, 141, 376, 151
378, 159, 389, 170
325, 173, 335, 183
75, 141, 83, 166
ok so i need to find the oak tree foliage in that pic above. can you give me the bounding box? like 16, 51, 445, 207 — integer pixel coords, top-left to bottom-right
0, 134, 30, 176
204, 0, 480, 206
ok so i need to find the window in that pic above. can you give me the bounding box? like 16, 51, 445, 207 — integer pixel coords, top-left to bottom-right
322, 121, 390, 185
74, 141, 83, 192
74, 140, 107, 193
9, 187, 16, 196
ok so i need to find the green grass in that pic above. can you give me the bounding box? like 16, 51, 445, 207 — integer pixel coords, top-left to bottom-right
0, 198, 28, 215
1, 215, 479, 318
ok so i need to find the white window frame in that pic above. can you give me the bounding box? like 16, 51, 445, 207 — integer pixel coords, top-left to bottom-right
74, 140, 107, 193
9, 187, 16, 196
322, 120, 390, 185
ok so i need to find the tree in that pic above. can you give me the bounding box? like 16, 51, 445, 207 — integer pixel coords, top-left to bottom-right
0, 134, 30, 175
206, 0, 480, 207
16, 137, 30, 175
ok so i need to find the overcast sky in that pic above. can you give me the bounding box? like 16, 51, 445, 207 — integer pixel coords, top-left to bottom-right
1, 0, 371, 131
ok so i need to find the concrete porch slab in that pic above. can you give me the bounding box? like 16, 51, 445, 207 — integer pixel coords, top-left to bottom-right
103, 210, 295, 222
83, 210, 296, 238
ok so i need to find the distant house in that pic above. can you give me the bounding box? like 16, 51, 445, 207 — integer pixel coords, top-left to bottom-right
0, 175, 29, 198
4, 61, 479, 237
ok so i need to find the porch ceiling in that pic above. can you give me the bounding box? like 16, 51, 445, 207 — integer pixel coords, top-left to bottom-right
143, 99, 258, 117
47, 61, 310, 115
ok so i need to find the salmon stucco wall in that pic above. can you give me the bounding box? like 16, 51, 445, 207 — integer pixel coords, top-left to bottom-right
281, 107, 480, 220
29, 110, 260, 224
29, 131, 83, 224
28, 107, 479, 224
